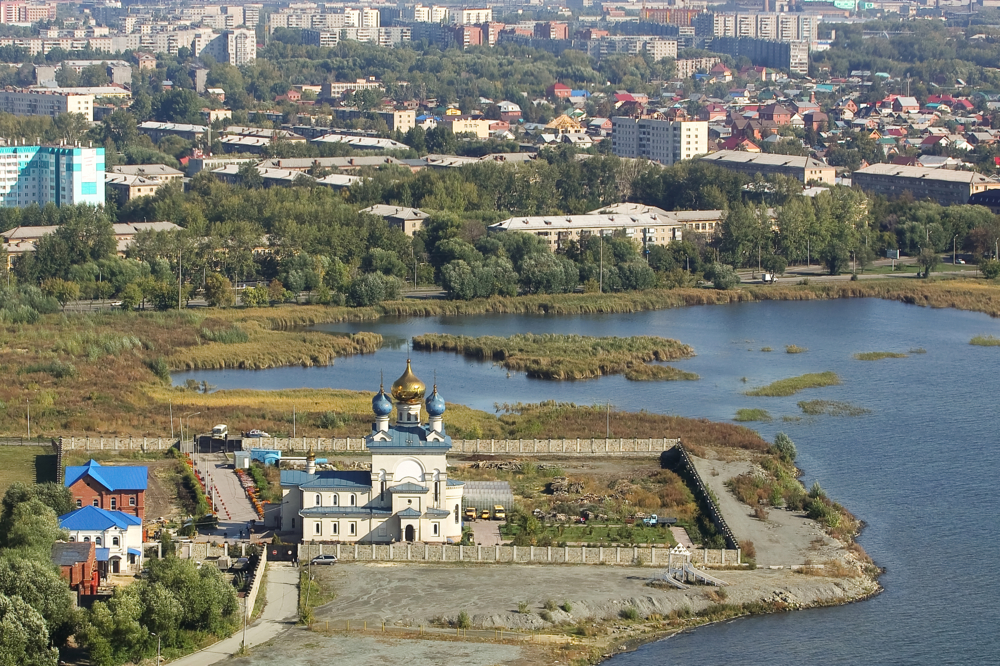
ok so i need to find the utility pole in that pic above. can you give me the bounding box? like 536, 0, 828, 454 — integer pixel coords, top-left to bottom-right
953, 235, 957, 268
599, 232, 604, 293
606, 401, 610, 438
26, 399, 30, 440
169, 401, 174, 439
293, 405, 296, 438
178, 250, 182, 310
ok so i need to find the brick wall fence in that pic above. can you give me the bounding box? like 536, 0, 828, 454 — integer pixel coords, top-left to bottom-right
56, 436, 680, 457
297, 542, 741, 568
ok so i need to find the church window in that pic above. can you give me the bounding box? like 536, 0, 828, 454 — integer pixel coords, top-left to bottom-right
130, 496, 136, 506
432, 523, 439, 536
76, 499, 81, 508
113, 537, 119, 546
332, 494, 339, 506
380, 481, 386, 501
93, 499, 99, 507
332, 522, 338, 535
350, 494, 356, 506
314, 522, 321, 535
96, 537, 102, 546
434, 482, 439, 503
455, 504, 459, 524
83, 536, 90, 542
349, 522, 356, 535
315, 494, 321, 506
110, 497, 116, 509
69, 536, 75, 541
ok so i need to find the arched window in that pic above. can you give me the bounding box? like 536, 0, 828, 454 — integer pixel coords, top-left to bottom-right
432, 523, 439, 536
69, 536, 75, 542
112, 537, 119, 546
315, 493, 322, 506
350, 494, 356, 506
95, 537, 102, 546
332, 494, 339, 506
83, 536, 90, 542
454, 504, 460, 524
110, 497, 116, 509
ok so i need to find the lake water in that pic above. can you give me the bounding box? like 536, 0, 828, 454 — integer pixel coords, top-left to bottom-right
173, 299, 1000, 665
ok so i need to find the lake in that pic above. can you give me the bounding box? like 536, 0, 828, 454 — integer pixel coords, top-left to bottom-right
173, 299, 1000, 665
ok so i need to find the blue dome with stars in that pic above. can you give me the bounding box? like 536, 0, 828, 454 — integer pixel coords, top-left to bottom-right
426, 386, 446, 417
372, 387, 393, 417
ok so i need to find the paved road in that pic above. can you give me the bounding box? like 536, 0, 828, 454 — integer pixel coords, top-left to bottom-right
168, 562, 300, 665
191, 453, 259, 542
469, 520, 503, 546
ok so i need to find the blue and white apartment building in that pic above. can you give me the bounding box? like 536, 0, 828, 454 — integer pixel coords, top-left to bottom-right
0, 145, 105, 207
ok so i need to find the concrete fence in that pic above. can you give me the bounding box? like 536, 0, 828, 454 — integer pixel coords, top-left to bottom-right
297, 542, 740, 568
242, 547, 267, 621
57, 436, 679, 457
669, 444, 739, 551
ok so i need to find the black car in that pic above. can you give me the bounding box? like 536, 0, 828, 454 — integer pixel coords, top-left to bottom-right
310, 554, 338, 565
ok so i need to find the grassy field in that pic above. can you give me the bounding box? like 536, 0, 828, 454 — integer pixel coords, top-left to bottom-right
0, 445, 56, 494
412, 333, 696, 381
500, 522, 679, 546
854, 351, 908, 361
744, 372, 841, 397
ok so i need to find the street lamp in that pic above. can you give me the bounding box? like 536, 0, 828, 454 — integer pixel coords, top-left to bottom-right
182, 412, 201, 448
150, 632, 160, 663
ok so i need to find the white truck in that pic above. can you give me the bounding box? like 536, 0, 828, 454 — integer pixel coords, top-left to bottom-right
212, 424, 229, 438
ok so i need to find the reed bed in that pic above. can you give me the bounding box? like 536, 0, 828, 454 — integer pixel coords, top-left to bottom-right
853, 351, 908, 361
744, 372, 841, 397
412, 333, 695, 381
970, 335, 1000, 346
734, 408, 772, 422
797, 400, 871, 417
785, 345, 808, 354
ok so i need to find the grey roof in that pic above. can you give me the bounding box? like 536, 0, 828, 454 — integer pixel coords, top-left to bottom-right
111, 164, 183, 177
424, 508, 451, 518
446, 479, 465, 486
389, 482, 428, 494
396, 507, 421, 517
51, 541, 93, 567
366, 425, 452, 451
701, 150, 832, 170
854, 164, 998, 184
299, 507, 391, 518
281, 470, 372, 490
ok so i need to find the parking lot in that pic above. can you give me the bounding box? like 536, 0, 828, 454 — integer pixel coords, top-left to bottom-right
468, 518, 504, 546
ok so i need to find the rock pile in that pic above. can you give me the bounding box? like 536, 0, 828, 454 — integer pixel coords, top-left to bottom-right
549, 476, 584, 496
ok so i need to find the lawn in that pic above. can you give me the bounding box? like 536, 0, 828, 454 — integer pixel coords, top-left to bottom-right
0, 445, 57, 494
500, 522, 679, 546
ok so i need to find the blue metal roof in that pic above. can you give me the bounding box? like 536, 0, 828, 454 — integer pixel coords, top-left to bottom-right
59, 506, 142, 531
281, 470, 372, 490
396, 507, 421, 518
365, 425, 452, 451
299, 507, 392, 518
95, 548, 110, 562
389, 482, 428, 494
127, 547, 142, 556
64, 460, 148, 491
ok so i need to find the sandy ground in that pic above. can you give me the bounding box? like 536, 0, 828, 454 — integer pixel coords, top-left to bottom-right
310, 562, 873, 632
689, 453, 843, 567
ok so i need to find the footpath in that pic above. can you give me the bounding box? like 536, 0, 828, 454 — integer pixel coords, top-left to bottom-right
168, 562, 300, 666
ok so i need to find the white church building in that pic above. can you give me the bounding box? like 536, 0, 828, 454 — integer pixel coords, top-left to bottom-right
280, 360, 465, 543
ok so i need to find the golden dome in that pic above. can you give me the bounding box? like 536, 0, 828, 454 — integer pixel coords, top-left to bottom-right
391, 359, 426, 404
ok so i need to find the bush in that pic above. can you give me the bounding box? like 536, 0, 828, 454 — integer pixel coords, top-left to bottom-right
739, 539, 756, 559
543, 599, 557, 611
981, 258, 1000, 279
561, 601, 572, 613
456, 610, 471, 629
708, 263, 740, 290
772, 432, 797, 462
620, 606, 641, 621
517, 601, 529, 614
539, 610, 553, 622
145, 356, 170, 382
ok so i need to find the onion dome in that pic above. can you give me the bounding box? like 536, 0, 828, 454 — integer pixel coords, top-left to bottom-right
306, 448, 315, 462
426, 385, 445, 417
391, 359, 426, 404
372, 385, 393, 417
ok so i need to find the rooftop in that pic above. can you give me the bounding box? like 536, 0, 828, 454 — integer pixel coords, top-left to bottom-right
58, 505, 143, 531
64, 459, 147, 491
700, 150, 832, 170
854, 164, 999, 184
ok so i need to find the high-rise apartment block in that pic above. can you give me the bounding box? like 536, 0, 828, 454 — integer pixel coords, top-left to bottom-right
694, 12, 817, 42
611, 118, 708, 166
0, 145, 105, 208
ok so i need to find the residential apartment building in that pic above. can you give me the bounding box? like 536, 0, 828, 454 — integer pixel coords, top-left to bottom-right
852, 164, 1000, 206
321, 79, 384, 98
707, 36, 809, 76
0, 2, 56, 23
330, 107, 416, 132
442, 117, 492, 139
489, 211, 696, 252
0, 145, 104, 208
408, 5, 450, 22
695, 12, 818, 42
0, 89, 93, 120
675, 56, 722, 78
611, 117, 709, 166
700, 150, 836, 184
585, 36, 678, 61
450, 7, 492, 24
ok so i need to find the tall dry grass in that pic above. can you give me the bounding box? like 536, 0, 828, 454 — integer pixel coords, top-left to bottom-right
413, 333, 694, 380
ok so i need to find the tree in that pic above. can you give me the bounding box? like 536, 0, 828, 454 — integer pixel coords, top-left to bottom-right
707, 263, 740, 290
267, 279, 286, 304
821, 241, 850, 276
0, 593, 58, 666
980, 258, 1000, 279
0, 557, 76, 646
40, 278, 79, 309
118, 283, 142, 311
203, 273, 234, 307
0, 498, 65, 556
240, 284, 269, 308
917, 247, 940, 277
236, 162, 263, 189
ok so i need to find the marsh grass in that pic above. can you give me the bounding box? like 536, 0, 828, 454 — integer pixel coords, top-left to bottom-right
734, 408, 772, 422
908, 347, 927, 354
853, 351, 907, 361
744, 372, 840, 397
760, 347, 772, 352
413, 333, 694, 381
970, 335, 1000, 346
785, 345, 808, 354
798, 400, 871, 417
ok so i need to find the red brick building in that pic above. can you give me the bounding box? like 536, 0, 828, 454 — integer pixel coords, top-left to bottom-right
534, 21, 568, 40
65, 459, 148, 520
547, 82, 572, 99
51, 541, 98, 597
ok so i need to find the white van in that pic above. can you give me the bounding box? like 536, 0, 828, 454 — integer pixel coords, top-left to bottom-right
212, 424, 229, 438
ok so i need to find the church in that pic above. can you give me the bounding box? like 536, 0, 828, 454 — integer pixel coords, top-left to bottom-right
279, 360, 465, 544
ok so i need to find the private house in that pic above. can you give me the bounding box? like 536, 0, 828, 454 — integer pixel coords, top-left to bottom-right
758, 103, 793, 125
359, 205, 429, 237
546, 82, 572, 99
58, 505, 143, 575
280, 361, 465, 544
64, 459, 148, 520
892, 96, 919, 114
497, 101, 522, 122
545, 114, 585, 135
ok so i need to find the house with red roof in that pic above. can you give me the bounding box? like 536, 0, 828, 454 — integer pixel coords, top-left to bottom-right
546, 82, 571, 99
718, 136, 760, 152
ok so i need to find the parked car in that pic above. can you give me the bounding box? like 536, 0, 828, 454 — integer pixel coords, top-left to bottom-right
464, 507, 477, 521
310, 554, 338, 565
493, 505, 506, 521
956, 258, 966, 264
480, 508, 491, 520
244, 429, 270, 438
